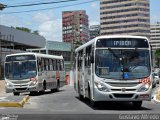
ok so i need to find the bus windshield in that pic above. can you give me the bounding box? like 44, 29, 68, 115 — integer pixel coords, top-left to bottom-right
5, 61, 37, 80
95, 49, 150, 80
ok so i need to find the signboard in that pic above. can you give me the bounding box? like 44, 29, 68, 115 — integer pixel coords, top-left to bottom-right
96, 38, 149, 48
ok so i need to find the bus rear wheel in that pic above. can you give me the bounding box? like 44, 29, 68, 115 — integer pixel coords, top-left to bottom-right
13, 92, 20, 96
55, 80, 60, 92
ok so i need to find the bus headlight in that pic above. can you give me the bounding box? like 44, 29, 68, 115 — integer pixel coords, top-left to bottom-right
30, 77, 37, 86
138, 77, 151, 92
6, 82, 13, 87
95, 81, 108, 92
138, 83, 151, 92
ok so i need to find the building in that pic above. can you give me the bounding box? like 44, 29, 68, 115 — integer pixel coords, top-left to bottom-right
62, 10, 89, 45
27, 41, 71, 72
150, 22, 160, 51
100, 0, 150, 38
89, 25, 100, 40
0, 25, 46, 78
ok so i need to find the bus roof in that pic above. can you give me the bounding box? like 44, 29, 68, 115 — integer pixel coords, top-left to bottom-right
75, 35, 149, 52
5, 52, 63, 60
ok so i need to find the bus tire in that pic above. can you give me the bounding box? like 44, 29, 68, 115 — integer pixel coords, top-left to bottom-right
55, 80, 60, 92
30, 91, 38, 95
78, 82, 84, 100
132, 101, 142, 109
13, 92, 20, 96
39, 81, 46, 94
88, 85, 98, 107
88, 85, 97, 107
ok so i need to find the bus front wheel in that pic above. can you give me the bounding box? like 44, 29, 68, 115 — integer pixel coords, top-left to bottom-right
88, 85, 97, 107
78, 82, 84, 100
132, 101, 142, 109
13, 92, 20, 96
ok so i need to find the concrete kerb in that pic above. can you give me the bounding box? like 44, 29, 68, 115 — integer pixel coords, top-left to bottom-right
0, 95, 30, 108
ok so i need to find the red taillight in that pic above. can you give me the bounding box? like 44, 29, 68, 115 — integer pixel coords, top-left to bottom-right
139, 77, 150, 84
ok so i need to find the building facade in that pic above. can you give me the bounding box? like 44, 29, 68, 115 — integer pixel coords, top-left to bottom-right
62, 10, 89, 45
100, 0, 150, 38
89, 25, 100, 40
150, 22, 160, 51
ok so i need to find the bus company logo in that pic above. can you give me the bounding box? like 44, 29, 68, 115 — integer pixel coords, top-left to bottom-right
121, 88, 126, 92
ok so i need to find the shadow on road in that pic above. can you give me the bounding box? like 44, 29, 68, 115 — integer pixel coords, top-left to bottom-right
23, 89, 65, 96
76, 97, 152, 111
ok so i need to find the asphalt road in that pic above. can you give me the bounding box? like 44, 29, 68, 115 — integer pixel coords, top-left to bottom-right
0, 85, 160, 120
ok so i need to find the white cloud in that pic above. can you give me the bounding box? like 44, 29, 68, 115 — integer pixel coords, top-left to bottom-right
32, 11, 62, 41
32, 11, 55, 24
38, 19, 62, 41
90, 21, 100, 26
0, 14, 24, 27
91, 2, 97, 8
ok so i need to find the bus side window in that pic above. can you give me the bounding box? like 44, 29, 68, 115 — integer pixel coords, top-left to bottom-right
47, 59, 50, 71
88, 45, 92, 67
49, 59, 53, 71
42, 58, 45, 71
56, 60, 58, 70
60, 60, 64, 71
38, 59, 42, 72
53, 59, 56, 71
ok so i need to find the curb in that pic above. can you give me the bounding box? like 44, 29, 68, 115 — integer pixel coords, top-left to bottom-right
0, 95, 30, 108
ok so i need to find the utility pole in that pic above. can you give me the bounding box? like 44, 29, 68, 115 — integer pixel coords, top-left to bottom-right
0, 3, 7, 79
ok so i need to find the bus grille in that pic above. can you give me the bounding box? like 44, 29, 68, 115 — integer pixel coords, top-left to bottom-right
107, 82, 139, 87
11, 80, 29, 84
113, 94, 133, 98
15, 88, 27, 91
111, 89, 136, 91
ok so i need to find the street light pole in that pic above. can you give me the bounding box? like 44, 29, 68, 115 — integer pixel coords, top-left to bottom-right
0, 3, 7, 10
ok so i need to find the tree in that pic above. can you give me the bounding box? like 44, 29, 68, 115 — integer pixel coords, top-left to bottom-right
155, 49, 160, 67
32, 30, 39, 35
16, 27, 31, 33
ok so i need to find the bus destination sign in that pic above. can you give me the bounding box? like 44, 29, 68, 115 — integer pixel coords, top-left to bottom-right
96, 38, 149, 48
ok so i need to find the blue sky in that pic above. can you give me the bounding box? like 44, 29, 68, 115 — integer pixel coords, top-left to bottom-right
0, 0, 160, 41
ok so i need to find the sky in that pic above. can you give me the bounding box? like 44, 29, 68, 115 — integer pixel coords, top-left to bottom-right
0, 0, 160, 41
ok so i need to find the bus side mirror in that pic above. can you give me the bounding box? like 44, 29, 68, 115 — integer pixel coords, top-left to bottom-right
90, 55, 94, 63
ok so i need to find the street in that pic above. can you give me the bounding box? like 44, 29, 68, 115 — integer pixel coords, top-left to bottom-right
0, 85, 160, 120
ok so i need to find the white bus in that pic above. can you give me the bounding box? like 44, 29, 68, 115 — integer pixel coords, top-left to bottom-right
74, 35, 152, 108
4, 52, 65, 96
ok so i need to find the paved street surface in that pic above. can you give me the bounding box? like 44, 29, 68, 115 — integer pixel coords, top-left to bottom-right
0, 85, 160, 120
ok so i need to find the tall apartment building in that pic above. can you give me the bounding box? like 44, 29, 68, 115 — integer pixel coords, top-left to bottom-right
150, 22, 160, 51
100, 0, 150, 37
89, 25, 100, 40
62, 10, 89, 45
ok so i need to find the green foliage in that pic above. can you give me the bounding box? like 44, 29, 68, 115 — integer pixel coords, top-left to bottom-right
16, 27, 31, 33
32, 30, 39, 35
155, 49, 160, 58
13, 27, 39, 35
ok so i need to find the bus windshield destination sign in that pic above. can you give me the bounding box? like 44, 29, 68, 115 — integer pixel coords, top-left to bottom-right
96, 38, 149, 48
6, 55, 36, 62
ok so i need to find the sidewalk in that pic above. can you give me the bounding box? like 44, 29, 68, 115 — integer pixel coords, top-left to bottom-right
0, 80, 5, 95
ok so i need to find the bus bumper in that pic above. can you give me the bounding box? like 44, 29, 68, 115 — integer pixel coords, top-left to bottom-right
5, 84, 40, 93
93, 88, 152, 102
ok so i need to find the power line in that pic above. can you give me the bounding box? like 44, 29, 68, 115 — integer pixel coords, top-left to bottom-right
2, 0, 98, 14
6, 0, 81, 8
7, 0, 55, 5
